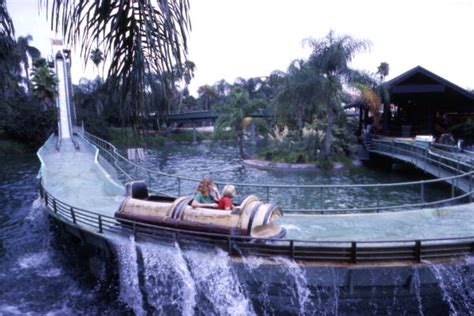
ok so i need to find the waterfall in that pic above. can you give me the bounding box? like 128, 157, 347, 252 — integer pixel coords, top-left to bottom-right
184, 248, 255, 316
273, 257, 314, 314
411, 268, 425, 316
112, 236, 146, 315
138, 242, 196, 315
427, 259, 474, 315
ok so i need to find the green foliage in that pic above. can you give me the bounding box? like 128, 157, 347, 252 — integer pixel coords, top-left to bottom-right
259, 113, 357, 165
3, 96, 57, 146
44, 0, 191, 128
0, 130, 31, 153
449, 119, 474, 142
31, 58, 58, 108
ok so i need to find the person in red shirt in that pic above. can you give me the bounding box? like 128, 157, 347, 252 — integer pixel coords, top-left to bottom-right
218, 185, 236, 210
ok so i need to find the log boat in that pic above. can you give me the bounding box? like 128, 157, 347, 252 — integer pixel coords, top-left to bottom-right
115, 181, 286, 239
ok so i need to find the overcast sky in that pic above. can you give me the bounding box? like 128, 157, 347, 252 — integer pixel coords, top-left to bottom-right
8, 0, 474, 95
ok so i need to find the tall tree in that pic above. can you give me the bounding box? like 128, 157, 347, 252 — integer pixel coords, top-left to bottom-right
90, 47, 104, 77
305, 31, 369, 158
15, 35, 41, 86
215, 88, 266, 159
31, 58, 58, 110
43, 0, 191, 132
0, 0, 14, 55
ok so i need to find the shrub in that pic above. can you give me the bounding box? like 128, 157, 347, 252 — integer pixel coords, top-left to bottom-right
4, 96, 57, 146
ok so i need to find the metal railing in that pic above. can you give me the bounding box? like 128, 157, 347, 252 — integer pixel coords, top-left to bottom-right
39, 182, 474, 263
78, 131, 474, 214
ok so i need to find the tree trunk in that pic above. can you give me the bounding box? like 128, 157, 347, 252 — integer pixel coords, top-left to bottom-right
237, 130, 249, 159
323, 104, 335, 158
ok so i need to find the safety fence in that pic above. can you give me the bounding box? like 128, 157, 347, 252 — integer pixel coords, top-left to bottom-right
79, 131, 474, 214
39, 183, 474, 264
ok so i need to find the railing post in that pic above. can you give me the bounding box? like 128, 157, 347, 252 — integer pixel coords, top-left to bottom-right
98, 215, 103, 233
469, 174, 473, 203
133, 222, 137, 238
148, 171, 151, 185
70, 207, 76, 224
45, 193, 49, 206
290, 240, 295, 258
266, 186, 270, 202
415, 240, 422, 262
178, 178, 181, 196
320, 187, 324, 210
351, 242, 357, 263
53, 199, 57, 213
451, 177, 455, 198
227, 236, 232, 254
420, 182, 425, 203
376, 187, 381, 212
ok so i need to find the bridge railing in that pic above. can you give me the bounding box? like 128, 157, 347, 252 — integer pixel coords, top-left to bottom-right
79, 131, 474, 214
39, 182, 474, 264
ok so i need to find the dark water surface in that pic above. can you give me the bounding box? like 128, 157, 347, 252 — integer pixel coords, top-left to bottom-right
0, 153, 124, 314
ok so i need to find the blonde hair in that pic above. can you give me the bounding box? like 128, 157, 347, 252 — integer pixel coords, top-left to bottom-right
223, 185, 236, 198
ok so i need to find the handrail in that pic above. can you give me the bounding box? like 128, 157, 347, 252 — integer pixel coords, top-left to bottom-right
39, 182, 474, 263
78, 130, 474, 213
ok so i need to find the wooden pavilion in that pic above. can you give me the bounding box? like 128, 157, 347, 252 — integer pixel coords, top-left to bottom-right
361, 66, 474, 138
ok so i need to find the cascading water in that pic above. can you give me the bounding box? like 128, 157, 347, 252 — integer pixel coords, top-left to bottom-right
112, 235, 146, 316
273, 257, 315, 314
427, 259, 474, 315
138, 242, 196, 315
183, 248, 255, 315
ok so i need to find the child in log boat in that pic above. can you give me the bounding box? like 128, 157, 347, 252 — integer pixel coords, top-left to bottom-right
218, 185, 236, 210
191, 178, 220, 208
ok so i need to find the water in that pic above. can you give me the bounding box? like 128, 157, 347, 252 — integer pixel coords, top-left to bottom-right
0, 153, 123, 314
129, 142, 453, 213
120, 142, 474, 241
2, 146, 473, 314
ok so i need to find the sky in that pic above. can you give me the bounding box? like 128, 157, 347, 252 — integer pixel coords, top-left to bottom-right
7, 0, 474, 95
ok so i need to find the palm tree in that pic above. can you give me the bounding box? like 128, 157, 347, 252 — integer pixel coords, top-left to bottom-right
31, 58, 58, 110
305, 31, 369, 158
377, 62, 390, 83
43, 0, 191, 132
197, 85, 218, 111
215, 88, 266, 159
15, 35, 41, 88
90, 48, 104, 77
176, 60, 195, 112
0, 0, 14, 55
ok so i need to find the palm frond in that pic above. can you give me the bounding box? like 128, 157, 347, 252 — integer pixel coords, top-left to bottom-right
42, 0, 190, 122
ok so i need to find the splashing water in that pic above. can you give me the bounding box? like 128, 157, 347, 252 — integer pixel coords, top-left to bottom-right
427, 259, 474, 315
112, 235, 145, 315
274, 257, 314, 314
412, 268, 425, 316
138, 242, 196, 315
184, 248, 255, 316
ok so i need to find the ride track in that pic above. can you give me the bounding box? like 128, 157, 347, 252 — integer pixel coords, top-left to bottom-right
37, 130, 474, 264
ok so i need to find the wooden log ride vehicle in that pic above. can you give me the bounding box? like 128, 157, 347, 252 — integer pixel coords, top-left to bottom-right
115, 181, 286, 239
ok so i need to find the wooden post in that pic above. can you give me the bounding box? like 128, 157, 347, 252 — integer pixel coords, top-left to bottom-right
266, 186, 270, 202
53, 199, 57, 213
320, 187, 324, 210
290, 240, 295, 258
415, 240, 422, 262
70, 207, 76, 224
178, 178, 181, 196
98, 215, 103, 233
227, 236, 232, 254
420, 182, 425, 203
351, 242, 357, 263
376, 187, 381, 212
